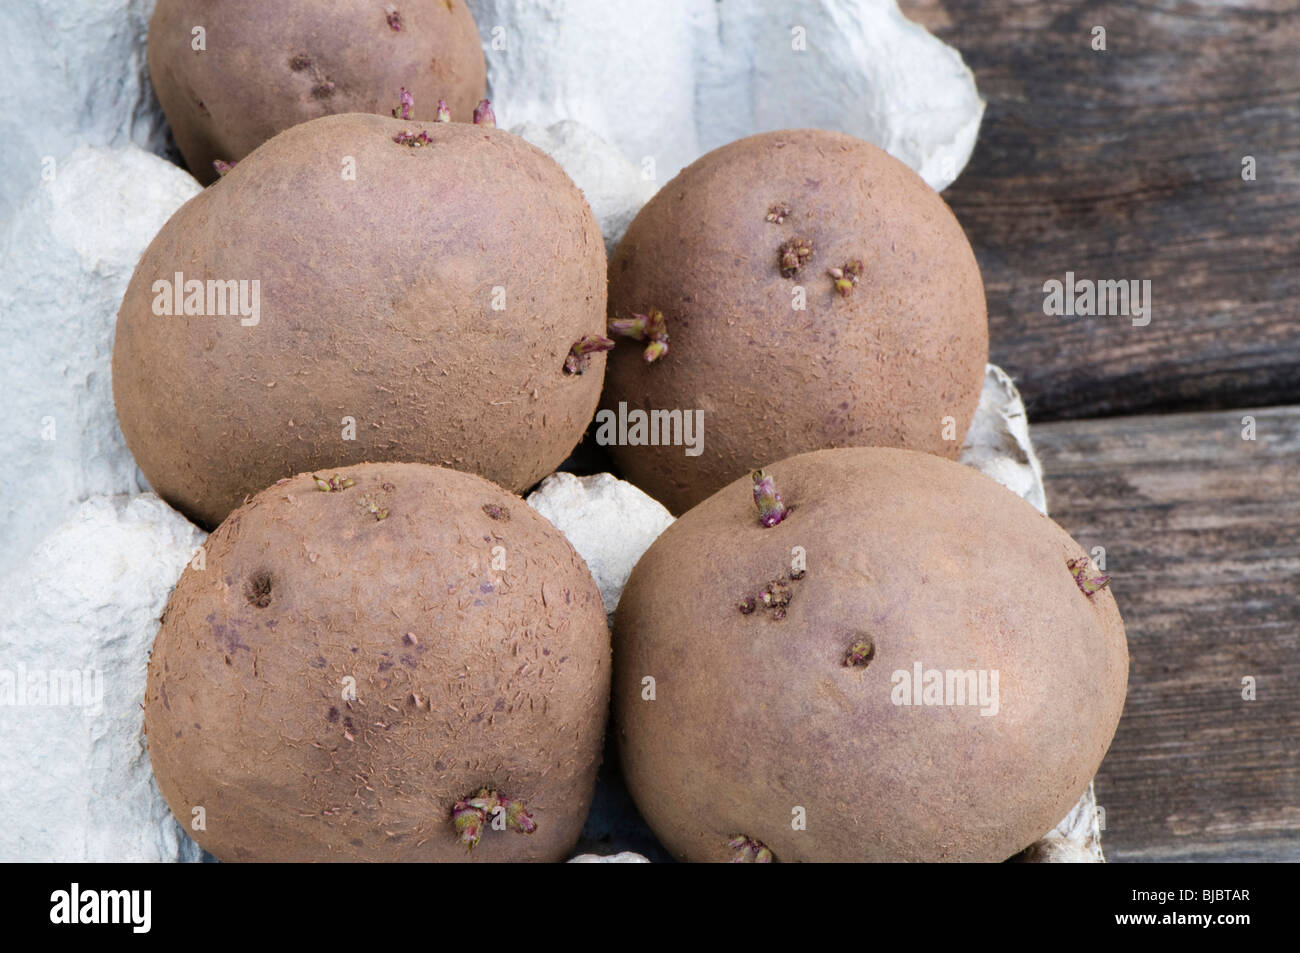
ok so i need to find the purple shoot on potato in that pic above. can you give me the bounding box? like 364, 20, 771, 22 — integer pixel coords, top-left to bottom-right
359, 494, 389, 521
564, 334, 616, 375
393, 86, 414, 121
760, 578, 792, 610
752, 470, 789, 527
728, 834, 774, 863
435, 99, 451, 122
645, 308, 668, 345
473, 99, 496, 127
845, 639, 875, 667
393, 130, 432, 147
1067, 556, 1111, 596
212, 159, 236, 177
313, 474, 354, 492
765, 202, 791, 224
829, 259, 865, 297
455, 789, 536, 843
727, 834, 753, 861
452, 799, 485, 849
386, 5, 403, 31
609, 308, 669, 363
778, 236, 814, 277
501, 796, 538, 834
467, 789, 500, 814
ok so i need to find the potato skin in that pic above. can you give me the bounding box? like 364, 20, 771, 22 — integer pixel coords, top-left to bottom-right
144, 463, 611, 862
113, 113, 607, 529
605, 129, 988, 514
148, 0, 486, 183
614, 448, 1128, 862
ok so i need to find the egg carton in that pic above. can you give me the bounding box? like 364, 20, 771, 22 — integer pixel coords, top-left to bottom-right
0, 0, 1101, 862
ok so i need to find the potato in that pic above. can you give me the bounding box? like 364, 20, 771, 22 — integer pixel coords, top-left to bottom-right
604, 129, 988, 513
144, 462, 611, 862
613, 447, 1128, 862
148, 0, 486, 183
112, 112, 607, 529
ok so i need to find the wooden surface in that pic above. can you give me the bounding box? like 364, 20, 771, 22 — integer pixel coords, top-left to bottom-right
900, 0, 1300, 421
1032, 406, 1300, 861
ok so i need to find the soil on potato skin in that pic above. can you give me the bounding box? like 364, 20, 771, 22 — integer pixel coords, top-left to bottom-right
613, 447, 1128, 863
113, 114, 607, 530
604, 129, 988, 515
144, 462, 611, 862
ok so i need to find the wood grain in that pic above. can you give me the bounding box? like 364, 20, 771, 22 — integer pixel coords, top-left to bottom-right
900, 0, 1300, 421
1032, 406, 1300, 861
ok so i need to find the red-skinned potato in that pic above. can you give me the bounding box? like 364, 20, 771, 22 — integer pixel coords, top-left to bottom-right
113, 112, 608, 530
603, 129, 988, 514
148, 0, 486, 183
613, 447, 1128, 862
144, 462, 611, 862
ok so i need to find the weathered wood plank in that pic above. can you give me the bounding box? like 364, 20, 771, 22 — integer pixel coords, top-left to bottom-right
1031, 405, 1300, 861
900, 0, 1300, 420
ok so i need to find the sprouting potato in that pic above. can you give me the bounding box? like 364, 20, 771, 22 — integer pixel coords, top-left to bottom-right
614, 448, 1128, 862
148, 0, 486, 183
145, 463, 611, 862
604, 129, 988, 514
113, 112, 608, 529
